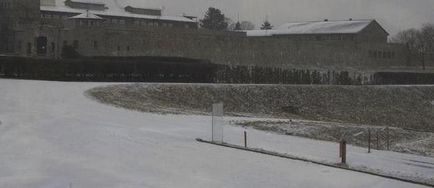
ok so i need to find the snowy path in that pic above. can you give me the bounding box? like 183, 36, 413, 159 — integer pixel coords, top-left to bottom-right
0, 79, 432, 188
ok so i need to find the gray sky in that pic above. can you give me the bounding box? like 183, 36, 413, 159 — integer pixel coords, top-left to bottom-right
130, 0, 434, 36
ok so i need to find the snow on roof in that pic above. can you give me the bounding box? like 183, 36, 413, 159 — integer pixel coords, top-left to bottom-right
247, 19, 375, 37
40, 0, 195, 23
68, 0, 105, 5
69, 11, 103, 19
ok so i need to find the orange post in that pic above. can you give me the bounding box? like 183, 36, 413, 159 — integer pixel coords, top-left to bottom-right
244, 131, 247, 148
368, 128, 371, 153
340, 140, 347, 164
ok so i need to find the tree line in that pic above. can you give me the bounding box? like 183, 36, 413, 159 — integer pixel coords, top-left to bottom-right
199, 7, 273, 31
392, 23, 434, 69
2, 56, 434, 85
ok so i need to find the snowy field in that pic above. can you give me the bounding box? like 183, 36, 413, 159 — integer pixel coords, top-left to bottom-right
0, 79, 433, 188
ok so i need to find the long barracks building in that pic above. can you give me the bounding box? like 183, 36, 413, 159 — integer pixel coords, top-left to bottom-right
0, 0, 430, 71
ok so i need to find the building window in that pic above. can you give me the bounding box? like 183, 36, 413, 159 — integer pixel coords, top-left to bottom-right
93, 41, 98, 49
126, 46, 130, 51
27, 43, 32, 55
17, 41, 22, 51
51, 42, 55, 53
117, 46, 121, 51
73, 40, 79, 49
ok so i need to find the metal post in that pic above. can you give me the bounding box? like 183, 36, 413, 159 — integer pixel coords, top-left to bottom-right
244, 131, 247, 148
368, 128, 371, 153
376, 131, 380, 150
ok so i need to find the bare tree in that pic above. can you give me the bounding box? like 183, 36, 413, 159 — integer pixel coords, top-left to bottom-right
392, 24, 434, 69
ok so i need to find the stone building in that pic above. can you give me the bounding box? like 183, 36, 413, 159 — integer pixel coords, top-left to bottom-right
0, 0, 425, 71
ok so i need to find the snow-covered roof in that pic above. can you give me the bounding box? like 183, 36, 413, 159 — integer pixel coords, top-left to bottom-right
247, 19, 379, 37
69, 11, 103, 19
68, 0, 105, 5
40, 0, 195, 23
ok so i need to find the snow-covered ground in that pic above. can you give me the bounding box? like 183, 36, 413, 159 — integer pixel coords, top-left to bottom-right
0, 79, 432, 188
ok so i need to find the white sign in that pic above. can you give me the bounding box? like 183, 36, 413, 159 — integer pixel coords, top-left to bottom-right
212, 103, 224, 143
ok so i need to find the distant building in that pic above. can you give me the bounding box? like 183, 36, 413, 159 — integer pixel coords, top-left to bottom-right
0, 0, 427, 71
247, 19, 388, 43
0, 0, 197, 58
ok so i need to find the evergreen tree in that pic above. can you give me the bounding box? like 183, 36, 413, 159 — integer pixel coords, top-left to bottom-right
200, 7, 229, 31
260, 20, 273, 30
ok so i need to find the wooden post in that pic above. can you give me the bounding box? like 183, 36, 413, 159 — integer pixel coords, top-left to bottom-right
244, 131, 247, 148
368, 128, 371, 153
386, 127, 390, 150
340, 140, 347, 164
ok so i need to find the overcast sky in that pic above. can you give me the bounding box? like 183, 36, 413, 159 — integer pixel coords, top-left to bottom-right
129, 0, 434, 36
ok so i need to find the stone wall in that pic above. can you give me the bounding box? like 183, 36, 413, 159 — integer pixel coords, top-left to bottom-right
12, 20, 416, 72
52, 26, 408, 71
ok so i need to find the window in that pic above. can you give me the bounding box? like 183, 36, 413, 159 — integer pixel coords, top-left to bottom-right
27, 43, 32, 55
17, 41, 22, 51
73, 40, 79, 49
126, 46, 130, 51
93, 41, 98, 49
51, 42, 55, 53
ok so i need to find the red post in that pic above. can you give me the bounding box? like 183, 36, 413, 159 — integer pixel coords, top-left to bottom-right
244, 131, 247, 148
368, 128, 371, 153
340, 140, 347, 164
